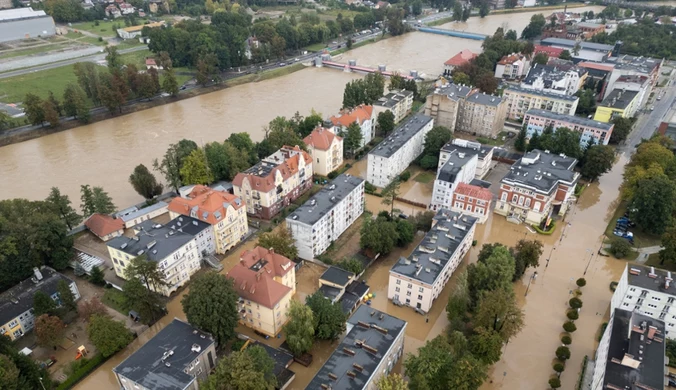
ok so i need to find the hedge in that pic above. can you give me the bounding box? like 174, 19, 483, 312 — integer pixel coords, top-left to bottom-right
532, 221, 556, 235
56, 353, 106, 390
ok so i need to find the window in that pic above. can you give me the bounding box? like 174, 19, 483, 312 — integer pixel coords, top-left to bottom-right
407, 283, 412, 289
395, 287, 400, 292
501, 192, 507, 202
396, 279, 401, 285
525, 198, 531, 208
518, 196, 524, 206
652, 296, 662, 301
511, 194, 518, 203
534, 202, 541, 212
406, 291, 411, 296
418, 295, 423, 300
418, 287, 424, 293
466, 204, 472, 212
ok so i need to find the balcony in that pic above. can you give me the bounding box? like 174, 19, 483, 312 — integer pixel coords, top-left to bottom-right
252, 193, 261, 200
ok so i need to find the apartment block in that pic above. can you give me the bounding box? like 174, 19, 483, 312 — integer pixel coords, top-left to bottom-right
457, 91, 508, 138
439, 139, 494, 179
520, 63, 587, 96
304, 127, 343, 176
424, 82, 474, 132
169, 185, 248, 254
494, 53, 531, 80
388, 209, 477, 313
306, 306, 407, 390
503, 86, 579, 121
227, 247, 296, 337
166, 215, 216, 257
523, 108, 615, 146
604, 54, 662, 100
367, 115, 434, 188
494, 150, 579, 224
429, 148, 478, 212
114, 318, 217, 390
372, 89, 414, 124
451, 183, 493, 223
232, 146, 313, 220
593, 89, 640, 123
330, 104, 375, 147
0, 267, 80, 341
287, 174, 365, 260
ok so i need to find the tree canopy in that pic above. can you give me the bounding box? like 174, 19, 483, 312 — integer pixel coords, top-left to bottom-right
306, 292, 346, 340
182, 272, 239, 345
201, 346, 276, 390
257, 228, 298, 260
283, 300, 315, 357
87, 315, 133, 357
129, 164, 163, 200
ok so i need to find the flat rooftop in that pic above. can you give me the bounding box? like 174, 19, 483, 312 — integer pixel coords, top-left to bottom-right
504, 86, 579, 102
369, 114, 433, 159
600, 89, 639, 110
118, 201, 168, 223
466, 91, 503, 107
525, 108, 613, 130
287, 174, 364, 226
166, 215, 211, 237
108, 221, 194, 262
306, 305, 407, 390
373, 89, 413, 108
442, 139, 493, 161
540, 37, 614, 52
501, 149, 578, 194
625, 264, 676, 295
437, 149, 477, 183
390, 209, 477, 286
320, 266, 354, 287
431, 82, 473, 101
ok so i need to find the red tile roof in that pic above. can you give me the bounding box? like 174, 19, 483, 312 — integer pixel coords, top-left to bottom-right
329, 105, 374, 128
232, 146, 312, 193
534, 45, 564, 58
454, 183, 493, 201
498, 53, 527, 65
226, 247, 294, 308
444, 50, 477, 66
303, 127, 342, 151
145, 58, 157, 66
85, 213, 124, 237
239, 247, 294, 278
167, 185, 244, 225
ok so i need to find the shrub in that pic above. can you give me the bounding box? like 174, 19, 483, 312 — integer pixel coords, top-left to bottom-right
399, 170, 411, 181
553, 362, 564, 374
576, 278, 586, 287
610, 281, 618, 292
365, 181, 377, 194
597, 322, 608, 342
56, 353, 105, 390
549, 377, 561, 389
567, 310, 579, 321
327, 171, 338, 179
563, 321, 577, 333
555, 346, 571, 361
569, 297, 583, 309
561, 335, 572, 345
231, 339, 246, 351
608, 237, 632, 258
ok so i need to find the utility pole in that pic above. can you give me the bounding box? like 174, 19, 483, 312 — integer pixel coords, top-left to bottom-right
525, 271, 538, 296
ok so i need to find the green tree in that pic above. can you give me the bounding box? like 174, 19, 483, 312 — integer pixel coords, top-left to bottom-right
533, 52, 548, 65
121, 277, 164, 324
105, 46, 122, 72
360, 217, 399, 255
182, 272, 239, 345
153, 140, 199, 192
162, 68, 180, 97
574, 88, 597, 118
609, 237, 632, 258
125, 254, 168, 292
62, 83, 90, 122
569, 297, 583, 309
129, 164, 164, 200
283, 300, 315, 357
514, 126, 527, 152
381, 179, 401, 217
420, 126, 452, 169
90, 265, 106, 286
446, 272, 470, 332
180, 148, 214, 185
549, 377, 562, 389
91, 186, 116, 215
479, 2, 489, 17
23, 93, 45, 126
563, 321, 577, 333
0, 112, 11, 131
257, 228, 298, 260
452, 2, 463, 21
201, 346, 276, 390
610, 117, 633, 144
47, 91, 62, 116
45, 187, 82, 230
521, 13, 546, 40
77, 296, 108, 321
34, 314, 65, 348
559, 50, 572, 60
467, 246, 515, 303
396, 219, 416, 247
0, 354, 19, 390
42, 100, 60, 128
511, 239, 543, 281
473, 288, 524, 342
660, 226, 676, 265
57, 279, 77, 312
469, 326, 503, 364
555, 346, 571, 361
343, 121, 364, 157
306, 292, 347, 340
376, 373, 408, 390
87, 315, 133, 357
632, 175, 676, 235
452, 71, 471, 86
377, 111, 395, 135
33, 291, 56, 317
336, 257, 364, 275
581, 145, 615, 182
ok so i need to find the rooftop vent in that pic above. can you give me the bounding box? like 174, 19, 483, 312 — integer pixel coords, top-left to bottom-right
191, 344, 201, 353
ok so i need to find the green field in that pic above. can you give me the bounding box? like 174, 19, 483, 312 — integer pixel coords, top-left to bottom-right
102, 288, 127, 315
71, 20, 133, 38
0, 65, 78, 103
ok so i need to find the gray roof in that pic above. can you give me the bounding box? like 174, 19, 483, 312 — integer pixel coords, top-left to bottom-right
287, 174, 364, 227
0, 267, 74, 326
320, 266, 354, 287
118, 201, 168, 223
390, 209, 477, 285
577, 21, 603, 29
0, 7, 48, 21
504, 86, 579, 102
0, 103, 23, 117
501, 149, 578, 194
339, 292, 360, 315
166, 215, 211, 237
522, 63, 585, 91
319, 284, 343, 301
601, 309, 665, 390
373, 89, 413, 109
540, 37, 614, 52
524, 108, 613, 130
432, 83, 473, 101
465, 91, 503, 107
437, 149, 477, 183
625, 264, 676, 295
306, 305, 407, 390
369, 114, 433, 159
600, 89, 639, 109
114, 318, 215, 390
605, 54, 661, 74
441, 140, 492, 161
108, 221, 194, 262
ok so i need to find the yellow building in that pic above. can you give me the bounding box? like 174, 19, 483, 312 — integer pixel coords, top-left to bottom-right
593, 89, 640, 123
226, 247, 296, 337
303, 126, 343, 176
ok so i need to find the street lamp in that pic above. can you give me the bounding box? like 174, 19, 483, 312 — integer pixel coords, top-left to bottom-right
546, 246, 556, 268
39, 378, 46, 390
525, 271, 538, 296
583, 249, 595, 275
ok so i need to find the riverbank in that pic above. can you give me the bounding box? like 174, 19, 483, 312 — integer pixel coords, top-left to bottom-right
427, 3, 591, 26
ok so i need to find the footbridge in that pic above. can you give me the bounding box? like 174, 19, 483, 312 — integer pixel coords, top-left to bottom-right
414, 26, 488, 40
314, 56, 419, 79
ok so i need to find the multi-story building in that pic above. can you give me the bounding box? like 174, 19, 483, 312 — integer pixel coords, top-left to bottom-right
303, 127, 343, 176
539, 37, 615, 62
372, 89, 414, 124
591, 308, 665, 390
494, 149, 579, 224
166, 215, 216, 258
367, 115, 434, 187
329, 104, 375, 147
604, 54, 662, 100
439, 139, 494, 179
429, 148, 478, 212
113, 318, 217, 390
457, 91, 507, 138
0, 267, 80, 341
84, 213, 124, 241
593, 89, 641, 123
451, 183, 493, 223
443, 49, 478, 76
520, 63, 587, 96
169, 185, 248, 254
287, 174, 365, 260
523, 108, 615, 146
610, 75, 651, 109
388, 209, 477, 313
541, 21, 604, 40
503, 86, 579, 121
424, 82, 474, 133
306, 306, 407, 390
232, 146, 312, 220
494, 53, 531, 80
107, 223, 201, 296
227, 247, 296, 337
318, 266, 370, 315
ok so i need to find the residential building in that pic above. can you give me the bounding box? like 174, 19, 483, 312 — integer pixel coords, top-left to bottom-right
84, 213, 124, 241
107, 222, 201, 296
429, 148, 478, 212
286, 174, 365, 260
591, 309, 665, 390
117, 21, 165, 39
533, 44, 564, 58
145, 58, 163, 70
546, 11, 583, 24
520, 63, 587, 96
541, 21, 604, 40
494, 149, 579, 224
658, 121, 676, 144
609, 74, 651, 109
611, 264, 676, 338
304, 127, 343, 176
502, 86, 579, 121
148, 0, 169, 13
227, 247, 296, 337
329, 104, 375, 147
424, 82, 474, 133
232, 146, 312, 220
523, 108, 615, 146
604, 54, 662, 99
113, 318, 217, 390
367, 115, 434, 187
318, 266, 371, 315
119, 2, 135, 14
306, 305, 407, 390
494, 53, 531, 80
105, 4, 121, 18
440, 139, 494, 179
443, 49, 478, 76
0, 8, 56, 43
577, 21, 606, 37
593, 89, 640, 123
0, 267, 80, 341
539, 37, 615, 62
451, 183, 493, 223
388, 209, 477, 313
372, 89, 414, 124
166, 215, 216, 258
168, 185, 248, 254
456, 91, 507, 138
115, 201, 169, 229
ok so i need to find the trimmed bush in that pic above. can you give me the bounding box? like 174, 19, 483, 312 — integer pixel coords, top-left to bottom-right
561, 335, 572, 345
608, 236, 632, 258
567, 310, 579, 321
553, 362, 564, 374
569, 297, 583, 309
399, 170, 411, 181
56, 353, 105, 390
610, 281, 618, 292
563, 321, 577, 333
576, 278, 587, 287
327, 171, 338, 179
549, 377, 561, 389
555, 346, 571, 361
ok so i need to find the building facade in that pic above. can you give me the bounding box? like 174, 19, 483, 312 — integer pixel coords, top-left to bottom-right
494, 150, 579, 224
523, 108, 615, 146
303, 127, 343, 176
0, 8, 55, 43
457, 91, 507, 137
520, 63, 587, 96
367, 115, 434, 188
233, 146, 312, 220
429, 149, 478, 212
287, 174, 365, 260
440, 139, 494, 179
167, 215, 216, 258
494, 53, 531, 80
451, 183, 493, 223
372, 89, 414, 124
116, 201, 169, 229
388, 209, 477, 313
84, 213, 125, 241
424, 82, 474, 133
329, 104, 375, 147
503, 86, 579, 121
593, 89, 640, 123
443, 49, 478, 76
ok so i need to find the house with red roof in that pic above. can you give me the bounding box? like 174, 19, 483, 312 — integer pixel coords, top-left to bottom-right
451, 183, 493, 223
226, 247, 296, 337
329, 104, 375, 147
443, 49, 478, 76
304, 127, 343, 176
84, 213, 124, 241
534, 45, 565, 58
494, 52, 531, 80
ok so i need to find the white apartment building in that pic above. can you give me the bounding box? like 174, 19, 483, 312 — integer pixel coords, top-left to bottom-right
287, 174, 365, 260
388, 209, 477, 313
429, 149, 478, 212
373, 89, 414, 124
520, 63, 587, 96
502, 86, 579, 121
494, 53, 531, 80
329, 104, 375, 147
166, 215, 216, 258
367, 114, 434, 188
439, 139, 494, 179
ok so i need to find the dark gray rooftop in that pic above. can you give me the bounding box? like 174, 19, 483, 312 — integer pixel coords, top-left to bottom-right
166, 215, 211, 237
249, 341, 294, 385
287, 174, 364, 226
437, 148, 478, 183
369, 114, 433, 159
346, 280, 370, 299
339, 292, 360, 315
0, 267, 74, 326
525, 108, 613, 130
601, 309, 665, 390
541, 37, 614, 52
373, 89, 414, 109
108, 222, 194, 262
306, 305, 407, 390
432, 83, 473, 101
319, 284, 343, 302
113, 318, 215, 390
320, 266, 354, 287
605, 54, 661, 74
465, 91, 503, 107
504, 86, 579, 102
441, 140, 492, 161
243, 159, 279, 178
390, 209, 477, 285
600, 89, 639, 109
625, 264, 676, 295
501, 149, 578, 194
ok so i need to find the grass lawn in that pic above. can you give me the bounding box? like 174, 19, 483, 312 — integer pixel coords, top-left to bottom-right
645, 253, 676, 271
78, 36, 108, 46
413, 171, 436, 184
0, 42, 74, 59
102, 288, 127, 315
120, 49, 152, 68
116, 39, 145, 49
604, 201, 662, 248
0, 65, 78, 103
71, 20, 124, 38
304, 42, 328, 52
476, 131, 510, 146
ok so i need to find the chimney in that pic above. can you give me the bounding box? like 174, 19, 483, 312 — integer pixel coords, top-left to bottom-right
269, 247, 274, 254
